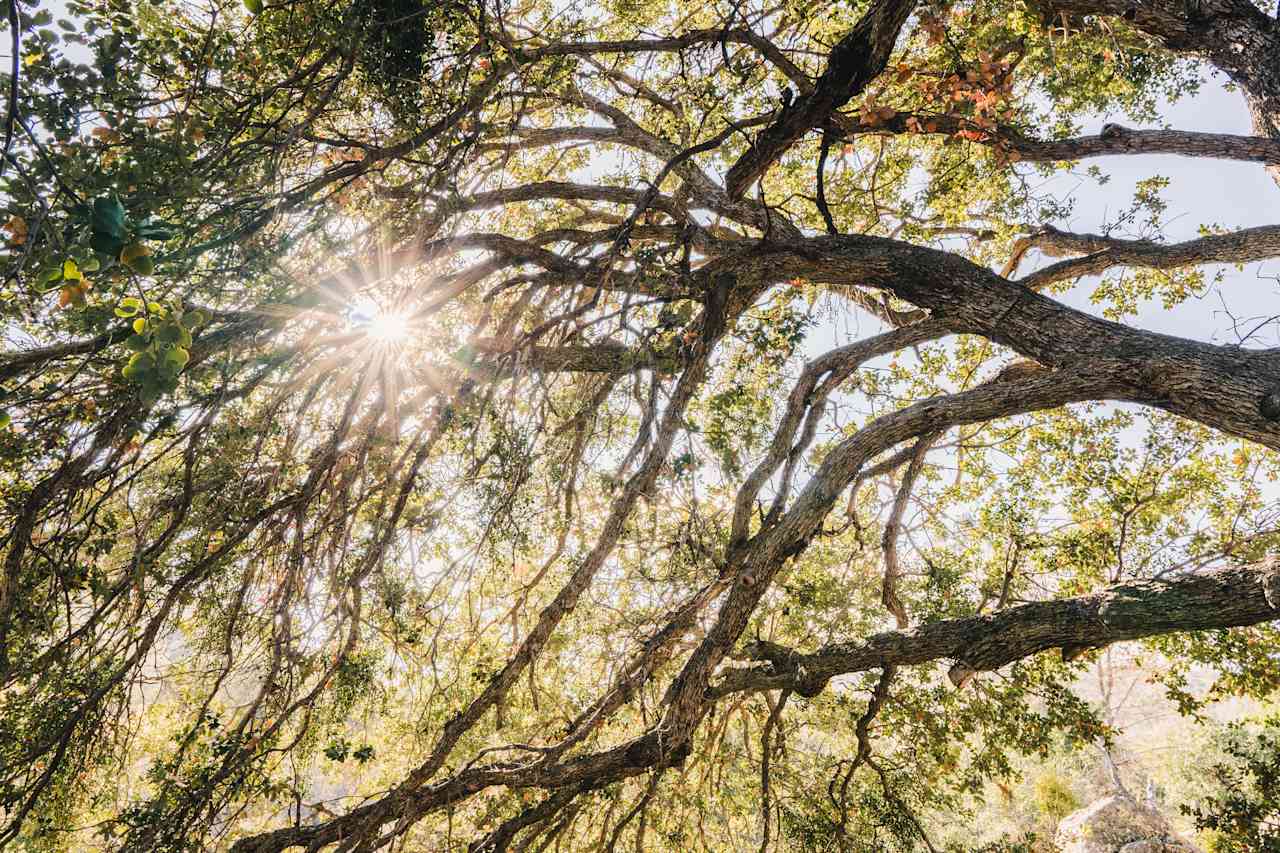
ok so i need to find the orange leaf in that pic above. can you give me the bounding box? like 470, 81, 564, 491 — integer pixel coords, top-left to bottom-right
4, 215, 26, 244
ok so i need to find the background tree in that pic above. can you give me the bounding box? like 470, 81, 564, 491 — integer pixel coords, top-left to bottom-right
1, 0, 1280, 850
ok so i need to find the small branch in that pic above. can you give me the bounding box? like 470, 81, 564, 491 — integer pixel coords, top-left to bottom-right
756, 690, 789, 853
880, 433, 935, 629
1, 0, 20, 179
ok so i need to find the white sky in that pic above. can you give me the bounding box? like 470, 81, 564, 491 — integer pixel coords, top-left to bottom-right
1045, 74, 1280, 346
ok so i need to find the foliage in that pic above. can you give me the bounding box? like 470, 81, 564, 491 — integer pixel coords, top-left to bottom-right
1183, 715, 1280, 852
1032, 772, 1080, 824
0, 0, 1276, 850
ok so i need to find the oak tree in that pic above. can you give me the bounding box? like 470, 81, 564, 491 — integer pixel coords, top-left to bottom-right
1, 0, 1280, 849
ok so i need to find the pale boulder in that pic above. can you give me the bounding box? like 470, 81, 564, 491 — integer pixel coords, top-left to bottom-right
1054, 795, 1201, 853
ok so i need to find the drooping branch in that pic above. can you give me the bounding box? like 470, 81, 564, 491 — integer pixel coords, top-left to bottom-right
880, 431, 934, 628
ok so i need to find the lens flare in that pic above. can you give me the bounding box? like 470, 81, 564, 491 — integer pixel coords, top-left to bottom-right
349, 300, 411, 346
365, 310, 410, 344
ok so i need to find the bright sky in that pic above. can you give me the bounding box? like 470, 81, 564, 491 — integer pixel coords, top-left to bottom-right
1046, 74, 1280, 346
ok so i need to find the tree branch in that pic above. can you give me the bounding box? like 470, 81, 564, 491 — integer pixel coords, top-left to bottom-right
717, 558, 1280, 696
1018, 223, 1280, 289
848, 116, 1280, 165
722, 0, 917, 197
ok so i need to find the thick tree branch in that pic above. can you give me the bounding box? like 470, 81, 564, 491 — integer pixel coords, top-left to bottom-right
717, 558, 1280, 696
732, 234, 1280, 450
850, 116, 1280, 164
1017, 223, 1280, 289
1047, 0, 1280, 183
722, 0, 917, 197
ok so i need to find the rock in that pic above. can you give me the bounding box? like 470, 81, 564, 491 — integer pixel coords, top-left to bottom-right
1054, 795, 1202, 853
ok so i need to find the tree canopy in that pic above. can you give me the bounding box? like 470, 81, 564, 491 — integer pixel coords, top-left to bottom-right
2, 0, 1280, 849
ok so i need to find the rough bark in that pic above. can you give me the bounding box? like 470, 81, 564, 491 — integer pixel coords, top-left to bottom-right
1050, 0, 1280, 184
717, 558, 1280, 696
1017, 224, 1280, 289
722, 0, 917, 198
850, 116, 1280, 164
730, 234, 1280, 450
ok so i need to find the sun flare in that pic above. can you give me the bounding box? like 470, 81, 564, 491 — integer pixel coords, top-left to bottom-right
350, 300, 412, 346
365, 310, 411, 344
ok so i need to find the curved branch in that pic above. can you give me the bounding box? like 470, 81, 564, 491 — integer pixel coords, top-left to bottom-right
523, 29, 814, 92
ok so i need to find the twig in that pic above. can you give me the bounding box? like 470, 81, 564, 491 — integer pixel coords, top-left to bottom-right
1, 0, 20, 179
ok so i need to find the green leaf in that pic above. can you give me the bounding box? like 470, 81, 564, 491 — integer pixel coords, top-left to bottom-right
0, 411, 10, 430
124, 253, 155, 276
132, 318, 147, 334
62, 259, 81, 281
90, 231, 124, 257
244, 0, 264, 14
91, 196, 127, 240
164, 346, 189, 369
156, 323, 183, 345
124, 334, 149, 352
159, 346, 189, 377
122, 351, 155, 381
115, 296, 142, 317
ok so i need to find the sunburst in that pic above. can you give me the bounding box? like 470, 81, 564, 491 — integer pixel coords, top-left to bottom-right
363, 309, 411, 345
349, 299, 412, 348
